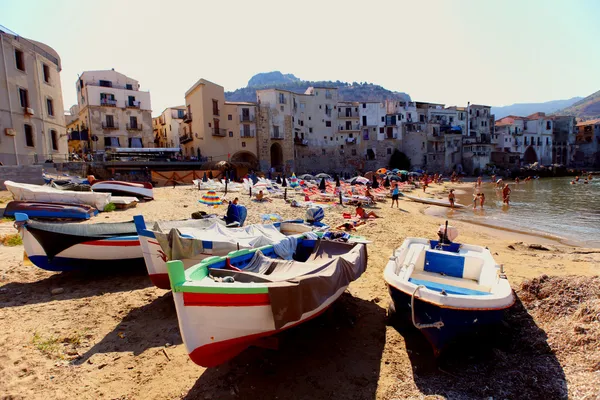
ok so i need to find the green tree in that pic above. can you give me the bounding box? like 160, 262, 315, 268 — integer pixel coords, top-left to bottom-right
389, 149, 411, 170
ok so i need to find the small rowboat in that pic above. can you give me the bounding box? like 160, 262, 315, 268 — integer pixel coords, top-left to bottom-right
167, 240, 367, 367
91, 181, 154, 200
4, 201, 98, 220
14, 213, 143, 272
401, 193, 466, 208
383, 225, 514, 354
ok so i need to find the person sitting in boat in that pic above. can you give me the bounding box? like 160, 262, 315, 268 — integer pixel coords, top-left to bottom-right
356, 205, 379, 219
255, 190, 272, 202
502, 184, 511, 205
448, 189, 456, 208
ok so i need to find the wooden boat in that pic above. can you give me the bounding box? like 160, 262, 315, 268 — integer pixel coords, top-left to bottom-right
134, 215, 323, 289
4, 201, 98, 220
400, 193, 466, 208
383, 226, 514, 355
14, 213, 143, 272
91, 181, 154, 200
5, 181, 111, 210
43, 173, 89, 185
167, 240, 367, 367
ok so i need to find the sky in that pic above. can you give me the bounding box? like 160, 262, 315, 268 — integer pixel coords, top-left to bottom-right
3, 0, 600, 116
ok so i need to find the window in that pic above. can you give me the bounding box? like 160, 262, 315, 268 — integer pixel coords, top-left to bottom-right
46, 98, 54, 116
381, 116, 384, 122
366, 149, 375, 160
126, 84, 133, 90
130, 116, 138, 129
387, 148, 392, 155
42, 64, 50, 83
212, 100, 219, 115
18, 88, 29, 108
326, 121, 331, 127
308, 116, 311, 121
24, 124, 34, 147
280, 106, 284, 111
273, 125, 280, 138
546, 137, 550, 145
309, 128, 313, 133
322, 149, 326, 155
379, 127, 384, 133
351, 149, 357, 156
15, 49, 25, 71
228, 114, 232, 121
177, 109, 185, 118
105, 114, 115, 128
242, 142, 246, 147
546, 121, 551, 130
420, 115, 425, 123
229, 131, 233, 137
362, 103, 366, 108
99, 80, 112, 87
278, 93, 285, 104
104, 137, 120, 147
50, 129, 58, 150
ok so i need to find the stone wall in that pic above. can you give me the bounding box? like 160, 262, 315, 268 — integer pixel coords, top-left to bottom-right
0, 165, 51, 189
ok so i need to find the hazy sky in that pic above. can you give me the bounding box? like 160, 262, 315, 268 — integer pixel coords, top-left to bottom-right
3, 0, 600, 116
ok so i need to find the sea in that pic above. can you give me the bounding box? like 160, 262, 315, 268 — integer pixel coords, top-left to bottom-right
442, 176, 600, 248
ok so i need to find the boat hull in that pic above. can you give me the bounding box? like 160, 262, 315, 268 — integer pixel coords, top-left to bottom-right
5, 201, 98, 220
387, 284, 506, 354
91, 181, 154, 200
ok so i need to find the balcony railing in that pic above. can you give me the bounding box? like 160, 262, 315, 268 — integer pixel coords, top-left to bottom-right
126, 123, 143, 131
271, 132, 284, 140
102, 122, 119, 130
294, 138, 308, 146
179, 133, 193, 144
126, 100, 141, 109
338, 124, 361, 132
212, 128, 226, 137
385, 133, 398, 139
101, 99, 117, 107
338, 110, 359, 118
240, 115, 255, 122
183, 112, 192, 122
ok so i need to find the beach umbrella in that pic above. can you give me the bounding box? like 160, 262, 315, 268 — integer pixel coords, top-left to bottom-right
398, 170, 409, 175
383, 176, 390, 187
319, 177, 326, 191
299, 174, 314, 180
282, 175, 288, 187
202, 172, 207, 182
315, 173, 331, 179
224, 170, 230, 183
392, 168, 400, 174
377, 168, 387, 175
372, 175, 380, 189
289, 173, 299, 188
199, 190, 221, 206
408, 171, 421, 177
389, 175, 401, 181
276, 175, 282, 184
349, 176, 369, 185
208, 170, 214, 179
335, 174, 341, 187
364, 171, 374, 180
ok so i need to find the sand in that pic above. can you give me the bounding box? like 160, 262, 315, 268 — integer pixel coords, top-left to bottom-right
0, 183, 599, 399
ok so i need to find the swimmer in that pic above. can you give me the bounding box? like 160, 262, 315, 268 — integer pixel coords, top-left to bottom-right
575, 176, 580, 182
515, 177, 520, 184
448, 189, 456, 208
479, 192, 485, 209
502, 184, 511, 205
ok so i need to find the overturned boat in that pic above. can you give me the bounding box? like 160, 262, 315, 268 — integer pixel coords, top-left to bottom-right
400, 193, 466, 208
5, 181, 111, 211
5, 201, 98, 220
383, 225, 514, 354
91, 181, 154, 200
14, 213, 143, 271
167, 239, 367, 367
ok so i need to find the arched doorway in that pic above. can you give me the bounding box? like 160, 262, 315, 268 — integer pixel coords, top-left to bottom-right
523, 146, 538, 164
231, 151, 258, 169
270, 143, 283, 172
562, 148, 567, 165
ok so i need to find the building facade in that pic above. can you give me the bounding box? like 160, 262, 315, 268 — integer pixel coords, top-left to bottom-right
68, 70, 153, 155
551, 116, 576, 165
0, 26, 67, 165
183, 79, 258, 166
152, 106, 186, 148
573, 119, 600, 167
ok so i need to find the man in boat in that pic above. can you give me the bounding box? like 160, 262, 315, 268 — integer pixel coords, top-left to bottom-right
356, 205, 379, 219
448, 189, 456, 208
502, 184, 511, 205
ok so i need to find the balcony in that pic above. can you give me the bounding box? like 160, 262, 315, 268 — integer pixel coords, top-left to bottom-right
126, 123, 143, 131
179, 133, 193, 144
271, 132, 284, 140
102, 122, 119, 130
294, 138, 308, 146
384, 133, 398, 139
212, 128, 226, 137
125, 100, 141, 109
338, 110, 359, 118
240, 115, 255, 123
338, 124, 361, 132
241, 129, 255, 138
101, 99, 117, 107
183, 112, 192, 123
346, 137, 357, 144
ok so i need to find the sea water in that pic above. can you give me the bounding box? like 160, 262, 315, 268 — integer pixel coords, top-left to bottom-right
450, 177, 600, 247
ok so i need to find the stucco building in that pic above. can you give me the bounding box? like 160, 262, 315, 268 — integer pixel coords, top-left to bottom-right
0, 26, 67, 165
573, 119, 600, 167
68, 70, 153, 156
153, 106, 186, 148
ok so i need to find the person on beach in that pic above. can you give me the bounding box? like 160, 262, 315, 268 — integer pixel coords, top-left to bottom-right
255, 190, 272, 202
515, 177, 520, 184
335, 220, 366, 231
473, 193, 479, 209
477, 176, 482, 187
365, 187, 375, 203
448, 189, 456, 208
356, 205, 379, 219
391, 184, 400, 208
496, 178, 503, 188
479, 193, 485, 209
491, 174, 496, 183
502, 184, 511, 205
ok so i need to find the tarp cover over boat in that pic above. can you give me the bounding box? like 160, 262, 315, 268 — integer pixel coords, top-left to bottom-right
5, 181, 111, 210
211, 241, 367, 329
155, 223, 298, 262
23, 219, 137, 259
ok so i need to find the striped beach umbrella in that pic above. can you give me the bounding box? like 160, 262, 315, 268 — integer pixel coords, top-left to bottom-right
289, 173, 299, 188
199, 190, 221, 206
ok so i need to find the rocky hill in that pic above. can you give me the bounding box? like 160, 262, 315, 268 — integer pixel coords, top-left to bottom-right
553, 89, 600, 120
225, 71, 410, 103
492, 97, 582, 119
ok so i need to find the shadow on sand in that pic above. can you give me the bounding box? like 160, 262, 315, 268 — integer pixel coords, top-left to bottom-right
0, 265, 152, 308
183, 293, 387, 400
75, 291, 181, 364
391, 295, 567, 399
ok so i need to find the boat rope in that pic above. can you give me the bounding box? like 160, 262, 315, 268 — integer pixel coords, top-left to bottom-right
411, 285, 444, 330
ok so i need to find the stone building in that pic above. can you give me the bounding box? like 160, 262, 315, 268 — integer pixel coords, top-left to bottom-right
68, 70, 153, 155
573, 119, 600, 167
551, 116, 576, 165
0, 26, 67, 164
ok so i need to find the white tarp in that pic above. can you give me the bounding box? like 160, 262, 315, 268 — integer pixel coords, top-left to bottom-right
4, 181, 111, 211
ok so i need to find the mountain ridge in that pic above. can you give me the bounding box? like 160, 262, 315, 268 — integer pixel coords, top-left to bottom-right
492, 97, 582, 119
552, 90, 600, 120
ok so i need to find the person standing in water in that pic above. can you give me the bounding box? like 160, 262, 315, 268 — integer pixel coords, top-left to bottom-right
479, 192, 485, 209
448, 189, 456, 208
473, 193, 479, 209
502, 184, 511, 205
477, 176, 482, 187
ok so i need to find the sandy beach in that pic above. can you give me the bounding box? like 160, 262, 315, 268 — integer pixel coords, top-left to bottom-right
0, 183, 599, 399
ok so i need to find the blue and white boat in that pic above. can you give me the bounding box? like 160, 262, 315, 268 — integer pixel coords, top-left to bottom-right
383, 227, 514, 355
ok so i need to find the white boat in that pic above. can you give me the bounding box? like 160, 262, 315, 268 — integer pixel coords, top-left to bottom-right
5, 181, 111, 211
167, 240, 367, 367
401, 193, 466, 208
383, 226, 514, 354
91, 181, 154, 199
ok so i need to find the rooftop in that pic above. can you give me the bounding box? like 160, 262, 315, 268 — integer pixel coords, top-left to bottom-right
576, 118, 600, 127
